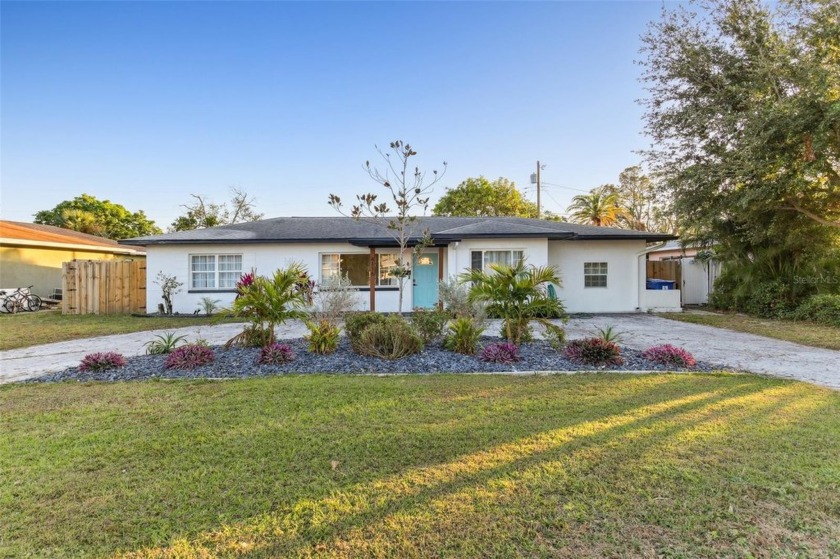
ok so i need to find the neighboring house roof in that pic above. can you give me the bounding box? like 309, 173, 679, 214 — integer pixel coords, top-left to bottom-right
647, 240, 708, 253
122, 217, 676, 246
0, 220, 145, 254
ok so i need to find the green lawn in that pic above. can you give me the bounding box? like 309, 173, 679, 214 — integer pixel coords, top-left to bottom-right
0, 310, 244, 351
2, 374, 838, 558
659, 311, 840, 351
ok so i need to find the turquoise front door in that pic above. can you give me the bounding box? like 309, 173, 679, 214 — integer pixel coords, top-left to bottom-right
412, 253, 439, 309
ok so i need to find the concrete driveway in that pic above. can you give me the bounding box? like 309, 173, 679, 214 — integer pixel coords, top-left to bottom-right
1, 315, 837, 389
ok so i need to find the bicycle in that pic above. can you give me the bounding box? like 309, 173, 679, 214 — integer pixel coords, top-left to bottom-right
1, 286, 42, 313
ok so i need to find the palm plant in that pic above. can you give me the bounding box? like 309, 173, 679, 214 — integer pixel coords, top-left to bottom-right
144, 332, 187, 355
224, 263, 311, 347
566, 190, 623, 226
460, 260, 567, 344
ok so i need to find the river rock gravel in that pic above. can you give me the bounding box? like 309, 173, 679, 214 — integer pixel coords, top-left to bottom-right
29, 337, 717, 383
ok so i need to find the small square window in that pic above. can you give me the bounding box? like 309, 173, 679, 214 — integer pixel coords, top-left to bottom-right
584, 262, 608, 288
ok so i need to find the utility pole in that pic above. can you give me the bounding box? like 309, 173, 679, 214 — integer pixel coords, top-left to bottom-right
530, 161, 543, 218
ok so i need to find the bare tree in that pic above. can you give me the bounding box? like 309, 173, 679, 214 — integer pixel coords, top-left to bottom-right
170, 186, 264, 231
328, 140, 447, 313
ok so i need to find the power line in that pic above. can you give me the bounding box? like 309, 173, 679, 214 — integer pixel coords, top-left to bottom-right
540, 181, 590, 193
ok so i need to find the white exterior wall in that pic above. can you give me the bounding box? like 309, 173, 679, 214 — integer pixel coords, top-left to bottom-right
146, 237, 678, 315
548, 240, 645, 313
445, 238, 548, 280
145, 243, 418, 314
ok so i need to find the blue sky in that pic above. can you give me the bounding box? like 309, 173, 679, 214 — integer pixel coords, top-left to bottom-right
1, 1, 673, 230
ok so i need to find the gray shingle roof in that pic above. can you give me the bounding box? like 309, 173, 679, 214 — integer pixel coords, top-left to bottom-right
121, 216, 676, 246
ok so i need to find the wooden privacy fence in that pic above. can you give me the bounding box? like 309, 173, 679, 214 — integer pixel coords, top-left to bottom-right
62, 260, 146, 315
647, 259, 682, 287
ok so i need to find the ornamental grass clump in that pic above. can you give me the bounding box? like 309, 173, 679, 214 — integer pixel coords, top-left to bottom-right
164, 344, 215, 370
642, 344, 697, 368
305, 320, 340, 355
144, 332, 187, 355
79, 352, 127, 372
563, 338, 623, 367
258, 343, 295, 365
479, 342, 520, 364
443, 316, 485, 355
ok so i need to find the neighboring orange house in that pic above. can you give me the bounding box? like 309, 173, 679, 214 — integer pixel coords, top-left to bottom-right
0, 220, 145, 297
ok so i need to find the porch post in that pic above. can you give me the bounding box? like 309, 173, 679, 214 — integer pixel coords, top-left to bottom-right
438, 246, 445, 310
369, 247, 376, 311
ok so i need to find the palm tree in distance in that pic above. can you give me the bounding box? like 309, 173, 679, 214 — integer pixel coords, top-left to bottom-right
60, 209, 104, 236
566, 188, 624, 226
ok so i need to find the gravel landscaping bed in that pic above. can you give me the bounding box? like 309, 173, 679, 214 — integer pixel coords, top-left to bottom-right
29, 337, 718, 382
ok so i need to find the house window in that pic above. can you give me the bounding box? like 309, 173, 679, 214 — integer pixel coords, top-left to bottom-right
584, 262, 608, 288
321, 253, 399, 288
190, 254, 243, 290
470, 250, 525, 272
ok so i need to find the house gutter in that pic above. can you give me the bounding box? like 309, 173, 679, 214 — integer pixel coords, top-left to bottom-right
1, 238, 145, 255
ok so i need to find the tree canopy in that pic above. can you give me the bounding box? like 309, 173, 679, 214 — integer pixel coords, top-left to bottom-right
640, 0, 840, 302
432, 177, 538, 218
34, 194, 161, 240
170, 187, 264, 232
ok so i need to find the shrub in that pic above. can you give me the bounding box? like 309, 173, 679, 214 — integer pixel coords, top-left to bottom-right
543, 323, 567, 351
479, 342, 520, 364
164, 344, 215, 370
410, 308, 449, 343
793, 294, 840, 327
642, 344, 697, 368
305, 320, 340, 355
144, 332, 187, 355
438, 278, 486, 321
563, 338, 623, 367
258, 342, 295, 365
79, 352, 127, 372
744, 280, 800, 319
355, 316, 424, 360
443, 316, 486, 355
310, 274, 362, 324
344, 311, 387, 351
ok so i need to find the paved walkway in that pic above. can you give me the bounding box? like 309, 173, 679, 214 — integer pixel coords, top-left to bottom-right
1, 315, 837, 389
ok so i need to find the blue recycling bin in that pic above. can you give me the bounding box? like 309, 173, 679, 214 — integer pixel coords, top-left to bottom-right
646, 279, 676, 290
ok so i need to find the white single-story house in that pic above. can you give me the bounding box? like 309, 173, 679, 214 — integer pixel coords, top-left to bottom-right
121, 216, 681, 314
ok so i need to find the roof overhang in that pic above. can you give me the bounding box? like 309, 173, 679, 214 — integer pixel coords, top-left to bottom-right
3, 237, 146, 255
568, 234, 679, 242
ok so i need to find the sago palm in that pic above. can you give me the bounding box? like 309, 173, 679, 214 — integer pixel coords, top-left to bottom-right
566, 190, 623, 226
460, 260, 566, 344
